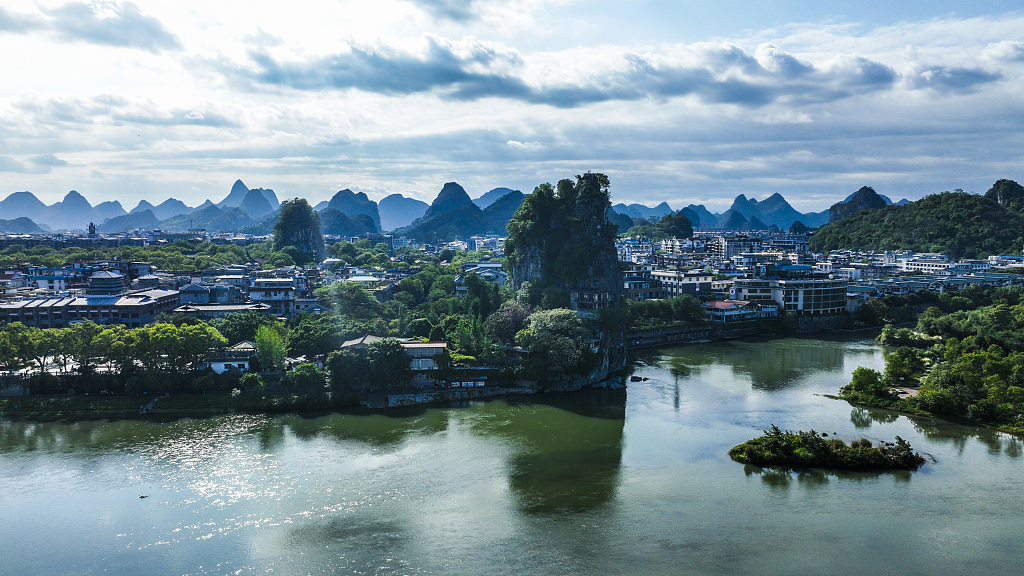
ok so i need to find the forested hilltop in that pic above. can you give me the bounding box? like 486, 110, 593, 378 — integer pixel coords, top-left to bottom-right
810, 180, 1024, 258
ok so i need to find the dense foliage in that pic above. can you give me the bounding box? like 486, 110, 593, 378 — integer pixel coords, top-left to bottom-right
841, 285, 1024, 435
810, 188, 1024, 258
729, 426, 925, 470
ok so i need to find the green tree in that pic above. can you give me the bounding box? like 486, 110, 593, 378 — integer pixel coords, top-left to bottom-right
516, 308, 595, 383
366, 337, 410, 387
255, 324, 286, 371
283, 362, 326, 390
239, 372, 265, 391
326, 348, 371, 389
208, 311, 278, 344
328, 283, 380, 320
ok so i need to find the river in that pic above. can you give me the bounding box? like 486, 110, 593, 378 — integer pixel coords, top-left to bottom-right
1, 333, 1022, 575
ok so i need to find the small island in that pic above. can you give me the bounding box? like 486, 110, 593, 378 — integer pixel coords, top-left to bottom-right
729, 425, 926, 471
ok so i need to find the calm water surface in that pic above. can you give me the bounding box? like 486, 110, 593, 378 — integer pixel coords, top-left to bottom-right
2, 333, 1022, 575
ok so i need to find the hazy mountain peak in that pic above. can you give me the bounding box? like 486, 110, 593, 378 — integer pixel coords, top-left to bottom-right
218, 179, 251, 208
61, 189, 91, 207
131, 200, 156, 213
239, 188, 274, 219
473, 187, 519, 209
378, 193, 429, 231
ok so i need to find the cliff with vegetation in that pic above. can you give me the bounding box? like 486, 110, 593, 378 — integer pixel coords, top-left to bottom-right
273, 198, 324, 264
810, 183, 1024, 258
506, 173, 622, 304
505, 172, 627, 389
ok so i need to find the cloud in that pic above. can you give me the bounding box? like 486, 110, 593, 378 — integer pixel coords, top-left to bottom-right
409, 0, 477, 22
0, 155, 51, 173
984, 41, 1024, 62
45, 1, 182, 52
13, 95, 238, 128
0, 6, 43, 32
112, 108, 239, 127
217, 34, 529, 96
211, 37, 902, 108
909, 66, 1003, 93
29, 153, 68, 166
0, 2, 180, 52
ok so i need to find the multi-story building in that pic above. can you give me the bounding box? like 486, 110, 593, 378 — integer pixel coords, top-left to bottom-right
652, 269, 714, 297
248, 277, 296, 317
0, 289, 180, 328
714, 235, 764, 259
730, 278, 848, 315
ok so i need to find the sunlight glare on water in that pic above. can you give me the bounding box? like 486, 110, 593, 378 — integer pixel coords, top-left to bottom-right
1, 333, 1022, 576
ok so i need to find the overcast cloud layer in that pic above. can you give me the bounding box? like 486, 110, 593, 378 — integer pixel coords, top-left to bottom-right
0, 0, 1022, 212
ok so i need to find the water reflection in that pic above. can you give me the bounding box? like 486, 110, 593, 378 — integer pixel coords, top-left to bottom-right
744, 464, 912, 486
473, 391, 626, 514
659, 335, 868, 390
912, 418, 1023, 457
283, 410, 450, 448
850, 406, 899, 429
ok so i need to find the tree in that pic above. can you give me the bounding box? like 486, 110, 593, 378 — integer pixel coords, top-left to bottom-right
239, 372, 265, 391
484, 301, 533, 344
273, 198, 324, 264
287, 313, 346, 357
326, 348, 371, 389
366, 337, 410, 387
209, 310, 278, 344
255, 324, 286, 371
328, 283, 380, 320
283, 362, 326, 390
516, 308, 595, 382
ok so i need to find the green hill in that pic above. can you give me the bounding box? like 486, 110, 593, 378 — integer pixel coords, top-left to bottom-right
0, 216, 42, 234
809, 185, 1024, 258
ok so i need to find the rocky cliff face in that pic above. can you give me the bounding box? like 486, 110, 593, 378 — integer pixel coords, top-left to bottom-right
985, 179, 1024, 210
829, 186, 887, 223
506, 172, 623, 306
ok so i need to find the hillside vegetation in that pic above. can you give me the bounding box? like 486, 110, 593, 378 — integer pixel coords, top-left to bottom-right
810, 187, 1024, 258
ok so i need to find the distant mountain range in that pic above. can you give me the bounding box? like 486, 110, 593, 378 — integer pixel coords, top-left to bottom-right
611, 193, 831, 231
1, 180, 910, 238
378, 194, 429, 231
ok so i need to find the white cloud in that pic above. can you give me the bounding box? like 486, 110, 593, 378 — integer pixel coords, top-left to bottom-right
0, 7, 1022, 208
0, 1, 180, 52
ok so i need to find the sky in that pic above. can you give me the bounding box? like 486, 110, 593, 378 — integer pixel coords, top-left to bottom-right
0, 0, 1022, 213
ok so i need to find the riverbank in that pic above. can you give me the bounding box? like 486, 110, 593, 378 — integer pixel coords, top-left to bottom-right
0, 391, 367, 422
